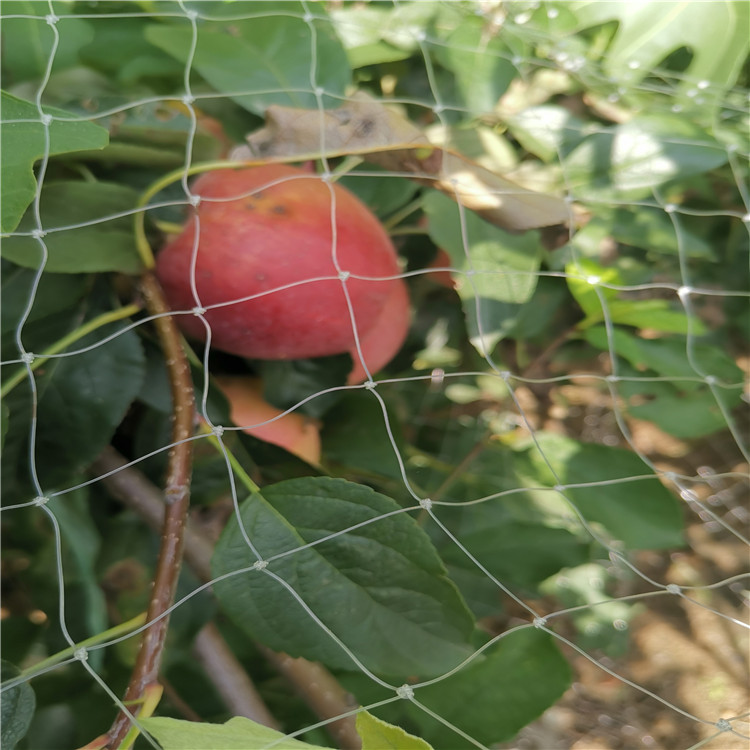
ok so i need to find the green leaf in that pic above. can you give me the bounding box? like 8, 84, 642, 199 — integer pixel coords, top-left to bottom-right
605, 206, 714, 259
599, 299, 704, 335
573, 0, 749, 108
338, 165, 419, 218
12, 319, 145, 492
628, 390, 737, 439
439, 521, 591, 592
414, 629, 571, 748
1, 2, 94, 84
1, 181, 143, 274
584, 326, 744, 387
566, 258, 620, 320
424, 191, 542, 353
1, 265, 89, 355
321, 390, 406, 480
506, 105, 586, 162
79, 16, 183, 84
564, 115, 728, 198
1, 661, 36, 750
146, 5, 351, 115
516, 432, 684, 549
435, 15, 517, 115
259, 353, 351, 419
567, 259, 704, 334
52, 490, 108, 656
357, 711, 433, 750
541, 563, 636, 655
1, 92, 109, 234
212, 477, 475, 677
142, 715, 321, 750
329, 6, 412, 67
1, 401, 8, 451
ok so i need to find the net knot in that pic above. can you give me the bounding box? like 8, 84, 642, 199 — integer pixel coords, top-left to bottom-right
40, 113, 53, 126
31, 228, 47, 239
21, 352, 36, 365
396, 684, 415, 700
586, 275, 600, 286
338, 270, 350, 282
430, 368, 445, 386
192, 306, 206, 316
715, 718, 732, 732
33, 495, 50, 507
252, 560, 268, 571
665, 583, 681, 595
677, 286, 692, 301
74, 647, 89, 662
185, 8, 198, 20
212, 425, 225, 438
533, 616, 548, 628
46, 13, 59, 25
363, 380, 377, 391
188, 194, 201, 207
182, 95, 195, 106
419, 498, 433, 511
302, 11, 314, 23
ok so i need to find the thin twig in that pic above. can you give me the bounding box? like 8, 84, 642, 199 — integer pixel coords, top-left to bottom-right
105, 271, 195, 748
260, 648, 361, 750
92, 447, 360, 749
91, 446, 212, 583
193, 624, 280, 729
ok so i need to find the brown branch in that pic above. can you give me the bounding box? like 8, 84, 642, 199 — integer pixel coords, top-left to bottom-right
260, 648, 361, 750
193, 624, 280, 729
91, 447, 212, 584
105, 270, 195, 748
92, 447, 359, 749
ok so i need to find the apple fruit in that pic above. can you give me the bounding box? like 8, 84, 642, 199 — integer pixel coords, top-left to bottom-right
214, 375, 321, 465
347, 279, 409, 384
156, 165, 410, 373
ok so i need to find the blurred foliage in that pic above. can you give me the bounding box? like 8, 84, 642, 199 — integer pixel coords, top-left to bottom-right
1, 2, 747, 749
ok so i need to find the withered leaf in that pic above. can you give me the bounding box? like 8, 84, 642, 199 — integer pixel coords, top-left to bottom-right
233, 92, 570, 232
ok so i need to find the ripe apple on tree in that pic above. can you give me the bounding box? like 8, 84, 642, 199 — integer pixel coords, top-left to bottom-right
155, 165, 410, 382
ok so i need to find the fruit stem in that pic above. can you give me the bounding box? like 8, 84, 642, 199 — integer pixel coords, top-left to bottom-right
382, 196, 423, 231
0, 302, 142, 399
134, 158, 281, 269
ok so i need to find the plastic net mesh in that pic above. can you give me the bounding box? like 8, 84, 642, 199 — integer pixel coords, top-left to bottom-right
1, 2, 748, 749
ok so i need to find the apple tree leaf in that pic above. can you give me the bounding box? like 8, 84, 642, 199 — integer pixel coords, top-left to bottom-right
2, 181, 143, 274
1, 92, 109, 234
212, 476, 475, 678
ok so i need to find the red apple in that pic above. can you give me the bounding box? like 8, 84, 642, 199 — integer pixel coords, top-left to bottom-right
347, 280, 410, 383
156, 165, 409, 363
214, 376, 321, 465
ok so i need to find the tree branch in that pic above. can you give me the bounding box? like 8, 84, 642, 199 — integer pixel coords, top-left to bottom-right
92, 447, 360, 749
104, 271, 195, 748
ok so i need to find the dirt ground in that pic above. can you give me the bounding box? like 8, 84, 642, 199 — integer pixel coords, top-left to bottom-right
499, 381, 750, 750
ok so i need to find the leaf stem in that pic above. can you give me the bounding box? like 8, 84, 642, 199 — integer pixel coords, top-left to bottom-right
15, 613, 147, 682
1, 303, 142, 399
